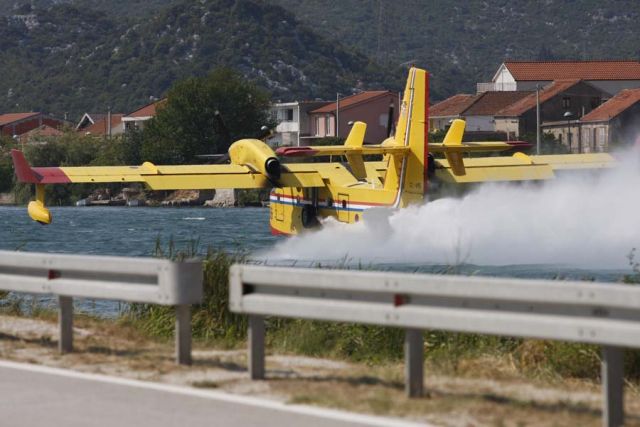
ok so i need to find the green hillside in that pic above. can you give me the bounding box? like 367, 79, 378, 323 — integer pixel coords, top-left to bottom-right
269, 0, 640, 100
2, 0, 639, 118
0, 0, 397, 119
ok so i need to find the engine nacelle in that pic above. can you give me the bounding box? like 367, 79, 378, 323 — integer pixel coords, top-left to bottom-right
229, 139, 281, 180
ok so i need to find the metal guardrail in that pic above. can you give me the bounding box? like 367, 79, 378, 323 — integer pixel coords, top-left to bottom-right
0, 250, 203, 365
230, 264, 640, 427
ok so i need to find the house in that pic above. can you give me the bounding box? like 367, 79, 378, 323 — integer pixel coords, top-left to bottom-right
479, 60, 640, 96
543, 88, 640, 153
269, 101, 330, 147
494, 79, 609, 138
309, 91, 399, 144
459, 91, 532, 133
18, 125, 64, 144
429, 94, 477, 131
122, 98, 166, 131
0, 112, 65, 137
81, 114, 124, 137
76, 113, 107, 131
430, 91, 531, 137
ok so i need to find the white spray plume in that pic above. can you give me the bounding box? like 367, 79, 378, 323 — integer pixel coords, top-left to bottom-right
265, 150, 640, 269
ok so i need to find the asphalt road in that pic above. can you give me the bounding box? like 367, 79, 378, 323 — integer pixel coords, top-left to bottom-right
0, 361, 424, 427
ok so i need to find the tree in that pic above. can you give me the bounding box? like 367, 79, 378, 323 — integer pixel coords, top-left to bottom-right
0, 136, 16, 193
141, 68, 274, 164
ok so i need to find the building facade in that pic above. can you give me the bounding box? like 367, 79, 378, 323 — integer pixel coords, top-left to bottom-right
308, 91, 400, 144
0, 113, 65, 137
269, 101, 329, 147
479, 60, 640, 96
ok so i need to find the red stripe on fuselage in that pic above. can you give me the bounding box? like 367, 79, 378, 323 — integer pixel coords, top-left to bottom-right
269, 192, 394, 208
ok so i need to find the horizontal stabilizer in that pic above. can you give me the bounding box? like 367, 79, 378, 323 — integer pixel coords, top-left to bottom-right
275, 145, 410, 157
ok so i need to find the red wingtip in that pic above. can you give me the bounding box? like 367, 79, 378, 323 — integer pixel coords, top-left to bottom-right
10, 149, 40, 183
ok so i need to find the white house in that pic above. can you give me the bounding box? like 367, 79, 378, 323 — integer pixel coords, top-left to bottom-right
478, 60, 640, 96
268, 100, 329, 147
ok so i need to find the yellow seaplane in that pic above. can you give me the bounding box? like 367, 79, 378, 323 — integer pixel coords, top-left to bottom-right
12, 67, 614, 235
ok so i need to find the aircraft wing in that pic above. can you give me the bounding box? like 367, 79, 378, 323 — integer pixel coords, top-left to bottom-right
11, 149, 325, 190
435, 152, 616, 184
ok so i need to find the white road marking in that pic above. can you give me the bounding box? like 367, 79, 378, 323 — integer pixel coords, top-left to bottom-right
0, 359, 431, 427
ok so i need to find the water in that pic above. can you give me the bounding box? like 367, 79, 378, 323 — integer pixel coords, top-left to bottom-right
1, 203, 634, 281
0, 206, 278, 255
0, 206, 279, 316
1, 170, 638, 316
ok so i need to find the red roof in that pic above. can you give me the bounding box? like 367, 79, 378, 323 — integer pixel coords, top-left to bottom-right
581, 89, 640, 122
0, 112, 39, 126
464, 91, 532, 116
82, 114, 124, 135
125, 98, 167, 119
497, 80, 582, 117
430, 94, 477, 117
25, 124, 63, 136
19, 125, 64, 142
504, 60, 640, 81
311, 91, 392, 114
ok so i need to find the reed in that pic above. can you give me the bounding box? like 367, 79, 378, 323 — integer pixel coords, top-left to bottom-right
124, 243, 640, 382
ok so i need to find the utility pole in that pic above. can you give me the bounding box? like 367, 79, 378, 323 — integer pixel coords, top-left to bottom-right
107, 107, 112, 139
536, 84, 541, 154
336, 93, 340, 138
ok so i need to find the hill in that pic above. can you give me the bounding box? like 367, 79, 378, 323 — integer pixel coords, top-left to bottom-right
3, 0, 639, 118
0, 0, 397, 119
269, 0, 640, 100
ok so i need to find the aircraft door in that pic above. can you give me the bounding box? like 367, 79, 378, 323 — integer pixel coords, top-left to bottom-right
275, 191, 285, 222
337, 193, 349, 223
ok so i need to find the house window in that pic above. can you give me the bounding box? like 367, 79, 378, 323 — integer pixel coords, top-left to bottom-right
315, 117, 321, 136
562, 97, 571, 109
285, 108, 294, 121
325, 116, 331, 136
598, 127, 606, 152
582, 128, 590, 153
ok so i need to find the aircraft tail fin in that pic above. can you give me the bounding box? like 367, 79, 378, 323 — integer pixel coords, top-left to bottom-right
344, 121, 366, 147
442, 119, 466, 176
384, 67, 428, 206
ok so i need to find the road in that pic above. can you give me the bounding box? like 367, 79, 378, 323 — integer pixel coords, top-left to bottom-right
0, 360, 425, 427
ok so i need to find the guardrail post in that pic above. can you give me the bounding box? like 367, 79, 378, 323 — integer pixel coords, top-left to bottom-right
248, 315, 265, 379
58, 296, 73, 354
404, 328, 423, 397
175, 304, 192, 366
601, 346, 624, 427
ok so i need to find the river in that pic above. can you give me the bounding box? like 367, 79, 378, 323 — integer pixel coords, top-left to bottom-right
0, 205, 635, 315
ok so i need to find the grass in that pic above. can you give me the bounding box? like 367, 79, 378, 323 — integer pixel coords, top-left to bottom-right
4, 242, 640, 385
117, 244, 640, 385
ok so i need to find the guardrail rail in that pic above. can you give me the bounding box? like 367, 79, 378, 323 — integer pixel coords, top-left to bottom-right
230, 264, 640, 427
0, 250, 202, 365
